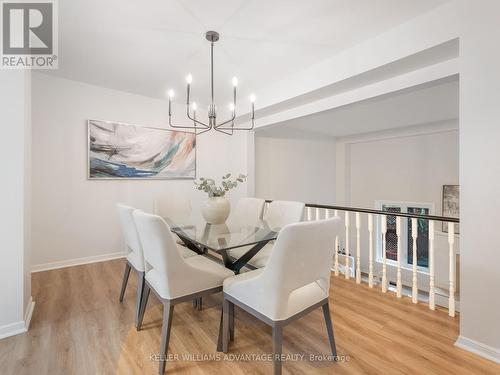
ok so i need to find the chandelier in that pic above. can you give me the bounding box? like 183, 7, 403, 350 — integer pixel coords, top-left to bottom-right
167, 31, 255, 135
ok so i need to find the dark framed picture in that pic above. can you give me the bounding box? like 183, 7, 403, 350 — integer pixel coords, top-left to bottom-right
442, 185, 459, 233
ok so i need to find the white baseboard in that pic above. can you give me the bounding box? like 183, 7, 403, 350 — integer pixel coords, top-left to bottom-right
0, 319, 26, 340
0, 297, 35, 340
24, 297, 35, 331
31, 251, 127, 273
456, 336, 500, 364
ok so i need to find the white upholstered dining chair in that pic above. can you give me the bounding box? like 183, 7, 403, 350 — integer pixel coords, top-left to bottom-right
154, 195, 205, 308
153, 196, 198, 258
220, 217, 341, 375
245, 200, 305, 268
117, 204, 198, 329
230, 197, 266, 226
116, 204, 148, 330
227, 197, 266, 261
133, 211, 234, 374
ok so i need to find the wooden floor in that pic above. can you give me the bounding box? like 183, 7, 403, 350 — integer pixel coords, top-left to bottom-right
1, 259, 498, 375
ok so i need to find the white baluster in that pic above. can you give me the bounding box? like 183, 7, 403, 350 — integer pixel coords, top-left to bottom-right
381, 214, 387, 292
306, 207, 312, 221
345, 212, 350, 280
368, 214, 374, 288
448, 222, 456, 317
429, 220, 435, 310
325, 209, 332, 270
316, 207, 320, 221
411, 218, 418, 304
355, 213, 361, 284
395, 217, 402, 298
334, 210, 339, 276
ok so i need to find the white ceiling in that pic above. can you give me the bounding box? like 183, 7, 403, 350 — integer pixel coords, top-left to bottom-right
48, 0, 449, 109
255, 76, 459, 138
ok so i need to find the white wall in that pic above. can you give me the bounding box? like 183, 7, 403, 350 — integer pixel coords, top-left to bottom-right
31, 73, 249, 269
0, 71, 33, 338
254, 135, 336, 204
457, 0, 500, 361
338, 122, 459, 212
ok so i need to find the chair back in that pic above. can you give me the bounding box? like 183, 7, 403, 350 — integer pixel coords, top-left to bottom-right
264, 200, 304, 230
116, 204, 144, 265
132, 211, 186, 277
232, 197, 265, 226
260, 217, 341, 317
153, 195, 192, 220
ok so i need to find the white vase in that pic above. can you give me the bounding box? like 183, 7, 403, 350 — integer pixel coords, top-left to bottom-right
202, 196, 231, 224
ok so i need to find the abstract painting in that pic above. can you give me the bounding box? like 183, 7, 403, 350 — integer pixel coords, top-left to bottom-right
88, 120, 196, 179
442, 185, 459, 233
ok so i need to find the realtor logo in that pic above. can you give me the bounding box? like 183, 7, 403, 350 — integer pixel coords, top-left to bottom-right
1, 0, 58, 69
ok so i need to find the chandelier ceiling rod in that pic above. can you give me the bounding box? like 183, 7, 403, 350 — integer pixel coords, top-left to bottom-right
210, 33, 214, 104
167, 31, 256, 135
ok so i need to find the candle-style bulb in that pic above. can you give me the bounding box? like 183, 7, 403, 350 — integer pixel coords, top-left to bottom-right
192, 102, 197, 111
250, 93, 256, 103
186, 74, 193, 84
229, 103, 235, 111
232, 77, 238, 87
167, 89, 174, 99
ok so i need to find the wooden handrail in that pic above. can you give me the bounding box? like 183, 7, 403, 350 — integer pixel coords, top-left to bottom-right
264, 200, 459, 223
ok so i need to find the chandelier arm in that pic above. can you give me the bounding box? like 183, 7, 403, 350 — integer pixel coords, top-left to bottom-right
195, 126, 213, 136
186, 107, 210, 129
215, 117, 234, 136
169, 93, 208, 130
214, 112, 236, 128
185, 74, 210, 129
169, 115, 210, 130
186, 98, 212, 129
214, 127, 234, 136
170, 123, 208, 130
215, 119, 254, 130
215, 105, 255, 131
216, 124, 254, 131
214, 84, 237, 128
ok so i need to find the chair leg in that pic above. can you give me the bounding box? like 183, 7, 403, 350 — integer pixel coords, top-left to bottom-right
272, 326, 283, 375
216, 310, 223, 352
322, 302, 337, 359
222, 299, 230, 353
135, 271, 145, 330
197, 297, 203, 311
119, 262, 131, 302
159, 302, 174, 375
192, 297, 202, 310
229, 302, 235, 341
137, 282, 150, 330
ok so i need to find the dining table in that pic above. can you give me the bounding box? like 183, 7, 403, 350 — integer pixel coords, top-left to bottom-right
163, 213, 278, 273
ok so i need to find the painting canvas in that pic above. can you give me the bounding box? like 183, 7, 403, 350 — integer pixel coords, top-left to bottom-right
88, 120, 196, 179
442, 185, 459, 233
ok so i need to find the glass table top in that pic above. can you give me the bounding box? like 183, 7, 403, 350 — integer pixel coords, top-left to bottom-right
163, 212, 278, 252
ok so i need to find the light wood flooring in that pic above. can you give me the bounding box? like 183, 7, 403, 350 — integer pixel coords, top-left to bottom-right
0, 259, 499, 375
